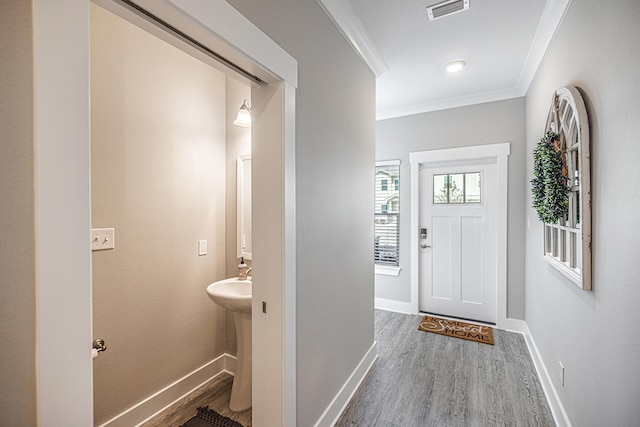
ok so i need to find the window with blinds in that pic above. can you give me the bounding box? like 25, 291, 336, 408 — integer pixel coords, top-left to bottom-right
375, 161, 400, 266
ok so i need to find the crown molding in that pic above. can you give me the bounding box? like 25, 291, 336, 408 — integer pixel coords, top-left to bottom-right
378, 0, 572, 120
318, 0, 571, 119
317, 0, 388, 77
517, 0, 572, 94
377, 87, 525, 121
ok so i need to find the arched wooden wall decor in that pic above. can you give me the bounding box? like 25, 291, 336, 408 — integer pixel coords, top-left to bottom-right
542, 86, 592, 290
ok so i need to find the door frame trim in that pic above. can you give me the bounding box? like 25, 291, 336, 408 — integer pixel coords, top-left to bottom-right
409, 143, 514, 330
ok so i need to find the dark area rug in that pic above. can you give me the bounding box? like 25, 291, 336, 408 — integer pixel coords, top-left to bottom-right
180, 407, 244, 427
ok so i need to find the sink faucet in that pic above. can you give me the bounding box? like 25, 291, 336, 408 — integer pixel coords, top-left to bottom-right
245, 267, 252, 279
238, 257, 252, 280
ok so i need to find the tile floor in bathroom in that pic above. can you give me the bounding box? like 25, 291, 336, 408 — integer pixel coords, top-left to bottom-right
139, 373, 251, 427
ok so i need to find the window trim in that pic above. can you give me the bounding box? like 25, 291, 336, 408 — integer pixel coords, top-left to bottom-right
375, 265, 401, 276
375, 159, 401, 268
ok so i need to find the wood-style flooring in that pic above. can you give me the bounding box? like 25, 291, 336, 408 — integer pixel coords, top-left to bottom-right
335, 310, 555, 427
139, 373, 251, 427
141, 309, 553, 426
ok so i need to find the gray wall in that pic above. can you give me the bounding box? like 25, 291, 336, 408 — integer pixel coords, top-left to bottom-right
91, 5, 230, 423
376, 98, 527, 319
226, 1, 376, 425
524, 0, 640, 425
0, 1, 37, 425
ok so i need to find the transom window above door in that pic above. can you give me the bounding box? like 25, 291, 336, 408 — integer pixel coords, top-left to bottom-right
433, 172, 481, 204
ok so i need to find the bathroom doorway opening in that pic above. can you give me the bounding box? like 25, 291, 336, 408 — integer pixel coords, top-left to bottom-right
90, 3, 254, 424
33, 1, 296, 426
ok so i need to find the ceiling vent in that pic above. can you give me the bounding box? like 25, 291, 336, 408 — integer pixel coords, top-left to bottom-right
427, 0, 469, 21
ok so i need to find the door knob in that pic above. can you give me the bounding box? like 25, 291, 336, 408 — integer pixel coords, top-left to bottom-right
93, 338, 107, 353
421, 243, 431, 249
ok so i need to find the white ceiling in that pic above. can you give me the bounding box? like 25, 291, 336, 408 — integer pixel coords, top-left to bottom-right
318, 0, 571, 120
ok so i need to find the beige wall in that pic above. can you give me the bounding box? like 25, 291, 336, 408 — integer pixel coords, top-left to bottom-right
91, 4, 231, 423
0, 1, 37, 425
224, 77, 251, 356
225, 78, 252, 279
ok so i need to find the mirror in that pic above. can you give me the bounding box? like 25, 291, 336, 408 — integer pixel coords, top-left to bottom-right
237, 155, 252, 260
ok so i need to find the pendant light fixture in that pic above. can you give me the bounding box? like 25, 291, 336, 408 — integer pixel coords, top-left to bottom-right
233, 99, 252, 127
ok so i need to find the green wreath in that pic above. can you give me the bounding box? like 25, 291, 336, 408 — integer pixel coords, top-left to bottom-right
531, 131, 568, 223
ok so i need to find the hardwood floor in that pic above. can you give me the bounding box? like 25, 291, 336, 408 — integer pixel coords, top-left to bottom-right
335, 310, 555, 427
140, 373, 251, 427
141, 310, 552, 427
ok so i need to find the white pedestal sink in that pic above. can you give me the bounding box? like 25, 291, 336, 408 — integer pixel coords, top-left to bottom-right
206, 278, 252, 412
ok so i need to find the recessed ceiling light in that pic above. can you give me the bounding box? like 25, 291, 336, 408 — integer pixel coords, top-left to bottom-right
445, 60, 466, 73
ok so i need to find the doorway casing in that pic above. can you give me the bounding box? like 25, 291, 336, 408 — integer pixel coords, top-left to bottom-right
409, 143, 520, 331
33, 0, 297, 425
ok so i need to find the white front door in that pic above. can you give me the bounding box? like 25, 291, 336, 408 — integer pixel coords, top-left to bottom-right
418, 160, 497, 324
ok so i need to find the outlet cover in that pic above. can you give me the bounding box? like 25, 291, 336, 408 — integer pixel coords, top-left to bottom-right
92, 228, 115, 251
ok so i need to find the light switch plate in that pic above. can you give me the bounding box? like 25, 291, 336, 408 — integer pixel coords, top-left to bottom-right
198, 240, 207, 256
92, 228, 115, 251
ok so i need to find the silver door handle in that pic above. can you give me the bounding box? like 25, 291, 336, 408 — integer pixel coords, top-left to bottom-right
421, 243, 431, 249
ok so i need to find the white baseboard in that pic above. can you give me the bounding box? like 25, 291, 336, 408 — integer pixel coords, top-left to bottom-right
313, 341, 378, 427
499, 317, 525, 333
375, 297, 412, 314
523, 323, 571, 427
98, 353, 236, 427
